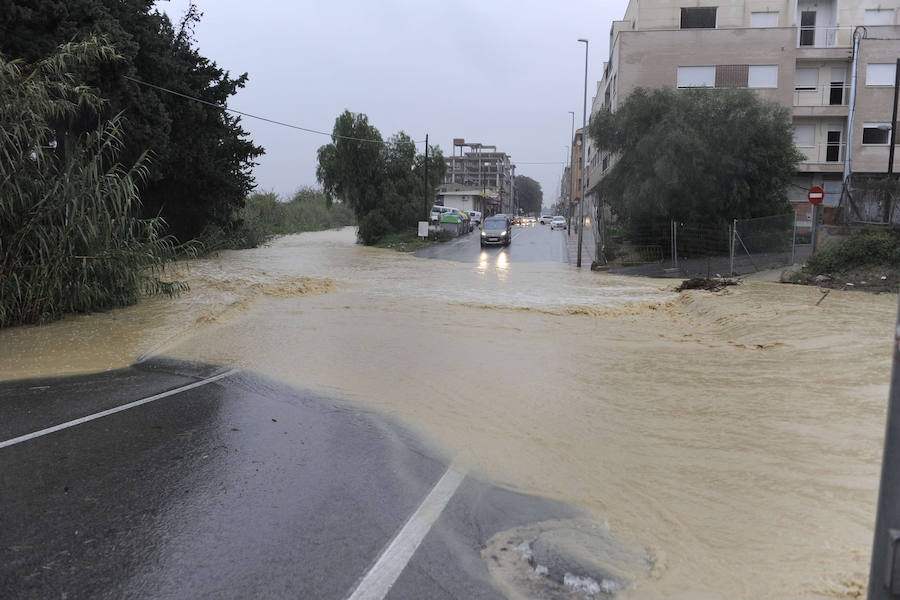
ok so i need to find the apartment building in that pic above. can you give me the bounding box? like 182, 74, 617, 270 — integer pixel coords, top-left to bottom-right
569, 128, 585, 225
440, 139, 516, 215
589, 0, 900, 225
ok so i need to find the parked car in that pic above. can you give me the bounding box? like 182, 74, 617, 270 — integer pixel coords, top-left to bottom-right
550, 216, 566, 230
467, 210, 482, 226
481, 216, 512, 247
540, 214, 553, 225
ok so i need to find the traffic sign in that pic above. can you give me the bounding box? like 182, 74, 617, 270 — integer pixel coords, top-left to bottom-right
808, 185, 825, 205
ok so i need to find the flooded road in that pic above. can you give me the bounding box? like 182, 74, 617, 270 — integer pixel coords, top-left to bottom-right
1, 225, 896, 598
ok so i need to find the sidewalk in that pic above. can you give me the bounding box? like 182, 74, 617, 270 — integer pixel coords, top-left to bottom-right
565, 225, 596, 267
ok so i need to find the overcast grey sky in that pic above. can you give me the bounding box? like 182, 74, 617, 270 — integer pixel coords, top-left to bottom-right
158, 0, 629, 208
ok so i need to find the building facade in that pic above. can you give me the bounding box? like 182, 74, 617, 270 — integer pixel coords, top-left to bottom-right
440, 139, 516, 215
590, 0, 900, 227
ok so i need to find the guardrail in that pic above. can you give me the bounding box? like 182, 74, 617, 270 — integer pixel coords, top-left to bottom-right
793, 83, 850, 107
796, 26, 853, 48
797, 141, 845, 164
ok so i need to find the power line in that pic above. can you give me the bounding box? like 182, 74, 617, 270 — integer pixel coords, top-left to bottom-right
123, 75, 426, 146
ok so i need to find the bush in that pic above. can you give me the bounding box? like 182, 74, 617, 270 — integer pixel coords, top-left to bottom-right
358, 210, 393, 245
0, 41, 188, 327
805, 228, 900, 275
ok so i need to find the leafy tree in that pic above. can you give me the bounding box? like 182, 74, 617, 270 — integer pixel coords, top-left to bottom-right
514, 175, 543, 214
589, 87, 802, 238
0, 0, 264, 241
317, 111, 445, 243
0, 38, 186, 327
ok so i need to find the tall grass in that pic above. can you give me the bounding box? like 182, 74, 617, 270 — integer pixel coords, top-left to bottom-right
209, 188, 356, 250
0, 39, 188, 327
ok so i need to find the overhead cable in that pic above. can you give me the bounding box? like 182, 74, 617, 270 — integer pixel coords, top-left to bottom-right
123, 75, 424, 145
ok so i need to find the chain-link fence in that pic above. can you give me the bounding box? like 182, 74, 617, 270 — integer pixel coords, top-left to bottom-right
605, 213, 807, 277
840, 174, 900, 225
731, 213, 810, 275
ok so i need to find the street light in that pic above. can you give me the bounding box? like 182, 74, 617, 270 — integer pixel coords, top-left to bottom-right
576, 38, 589, 268
567, 111, 576, 234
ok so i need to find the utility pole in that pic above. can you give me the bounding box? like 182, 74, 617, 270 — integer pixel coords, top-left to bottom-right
423, 133, 429, 220
869, 61, 900, 600
888, 58, 899, 175
577, 38, 589, 268
867, 297, 900, 600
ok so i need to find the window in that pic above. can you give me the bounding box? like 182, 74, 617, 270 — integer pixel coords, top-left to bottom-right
865, 9, 895, 26
868, 63, 897, 86
862, 123, 892, 145
795, 67, 818, 91
680, 7, 717, 29
799, 11, 816, 46
793, 124, 815, 147
716, 64, 749, 87
677, 66, 715, 87
748, 65, 778, 88
750, 11, 778, 27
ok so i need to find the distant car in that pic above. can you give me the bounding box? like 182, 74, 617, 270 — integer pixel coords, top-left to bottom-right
481, 216, 512, 247
540, 214, 553, 225
550, 216, 566, 230
525, 216, 537, 224
511, 216, 522, 225
467, 210, 482, 226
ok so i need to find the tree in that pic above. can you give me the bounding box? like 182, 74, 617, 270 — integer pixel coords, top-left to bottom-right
514, 175, 543, 215
0, 0, 264, 241
0, 38, 186, 327
316, 111, 445, 243
589, 87, 802, 237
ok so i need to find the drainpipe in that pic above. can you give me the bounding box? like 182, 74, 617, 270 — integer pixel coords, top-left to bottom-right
843, 28, 863, 189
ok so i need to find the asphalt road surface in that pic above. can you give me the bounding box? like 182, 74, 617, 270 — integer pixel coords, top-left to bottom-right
0, 358, 581, 599
414, 222, 569, 263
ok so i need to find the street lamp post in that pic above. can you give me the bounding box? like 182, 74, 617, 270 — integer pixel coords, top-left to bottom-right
888, 58, 899, 175
577, 38, 589, 268
568, 111, 575, 234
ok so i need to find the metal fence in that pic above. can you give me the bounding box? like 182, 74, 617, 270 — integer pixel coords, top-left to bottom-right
607, 213, 808, 277
841, 175, 900, 225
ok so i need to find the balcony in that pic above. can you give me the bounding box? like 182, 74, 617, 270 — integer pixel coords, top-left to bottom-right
795, 26, 853, 54
796, 141, 845, 172
792, 83, 850, 118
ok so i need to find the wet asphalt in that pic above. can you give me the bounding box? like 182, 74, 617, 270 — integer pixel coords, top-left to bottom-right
0, 358, 581, 599
413, 222, 569, 263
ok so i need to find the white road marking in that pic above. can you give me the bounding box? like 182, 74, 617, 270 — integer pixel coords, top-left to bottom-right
0, 369, 238, 450
346, 465, 466, 600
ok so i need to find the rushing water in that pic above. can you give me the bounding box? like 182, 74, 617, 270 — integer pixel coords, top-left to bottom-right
1, 227, 896, 598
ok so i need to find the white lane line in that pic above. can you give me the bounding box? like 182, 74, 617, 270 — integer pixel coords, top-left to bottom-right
0, 369, 238, 450
346, 465, 466, 600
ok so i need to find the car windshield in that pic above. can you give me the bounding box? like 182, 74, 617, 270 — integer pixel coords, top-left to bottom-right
483, 219, 507, 228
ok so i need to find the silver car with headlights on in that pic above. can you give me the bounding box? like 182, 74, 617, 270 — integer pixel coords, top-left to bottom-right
480, 216, 511, 247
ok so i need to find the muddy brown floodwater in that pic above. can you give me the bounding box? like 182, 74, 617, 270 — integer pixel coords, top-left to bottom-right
2, 227, 896, 599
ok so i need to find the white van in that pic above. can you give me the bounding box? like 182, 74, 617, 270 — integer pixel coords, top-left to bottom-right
430, 205, 456, 223
467, 210, 482, 226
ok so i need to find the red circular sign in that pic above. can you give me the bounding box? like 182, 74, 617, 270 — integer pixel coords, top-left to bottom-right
808, 185, 825, 205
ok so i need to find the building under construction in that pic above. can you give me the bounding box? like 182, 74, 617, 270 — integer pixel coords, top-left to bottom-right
438, 139, 515, 215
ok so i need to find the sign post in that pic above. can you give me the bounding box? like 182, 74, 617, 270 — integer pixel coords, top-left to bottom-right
809, 185, 824, 253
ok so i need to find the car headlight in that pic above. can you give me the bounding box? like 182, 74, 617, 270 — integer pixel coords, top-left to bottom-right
481, 231, 486, 237
500, 231, 507, 236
